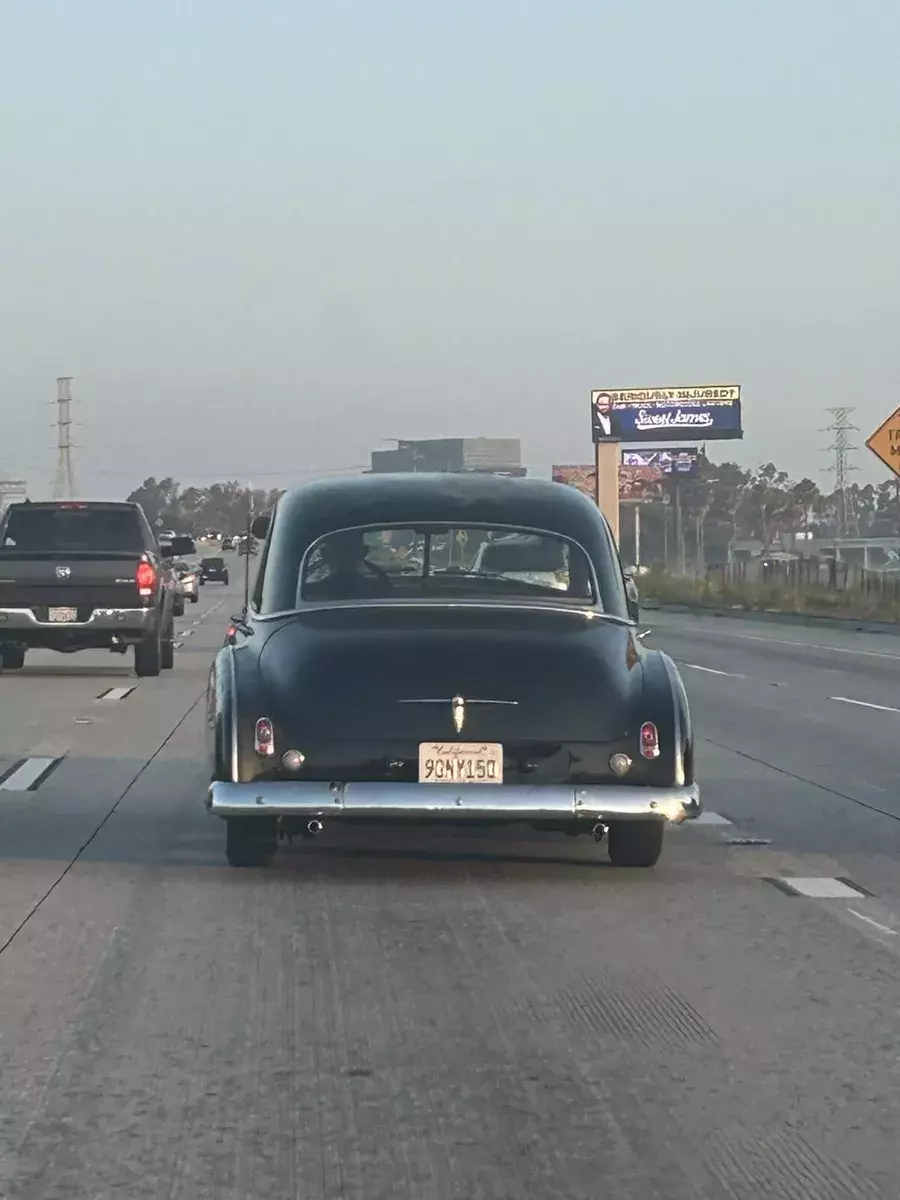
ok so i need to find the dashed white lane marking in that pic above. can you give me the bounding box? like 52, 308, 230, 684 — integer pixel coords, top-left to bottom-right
97, 686, 134, 701
830, 696, 900, 713
174, 641, 183, 649
847, 909, 897, 936
685, 664, 743, 678
669, 625, 900, 661
777, 877, 866, 899
695, 811, 732, 825
0, 757, 60, 791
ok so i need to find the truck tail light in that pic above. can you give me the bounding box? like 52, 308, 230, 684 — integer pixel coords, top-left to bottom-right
640, 722, 660, 759
136, 559, 156, 597
255, 718, 275, 757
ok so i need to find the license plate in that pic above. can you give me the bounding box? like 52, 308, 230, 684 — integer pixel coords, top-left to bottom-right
418, 742, 503, 784
48, 607, 78, 623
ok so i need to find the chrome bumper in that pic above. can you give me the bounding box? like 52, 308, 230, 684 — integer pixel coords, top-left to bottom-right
207, 781, 700, 823
0, 607, 156, 632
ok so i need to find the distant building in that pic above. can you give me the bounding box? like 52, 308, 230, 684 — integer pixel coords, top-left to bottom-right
0, 478, 27, 518
369, 438, 526, 476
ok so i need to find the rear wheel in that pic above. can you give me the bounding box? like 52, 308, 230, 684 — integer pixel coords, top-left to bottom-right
607, 820, 664, 868
225, 817, 277, 867
0, 645, 26, 670
134, 629, 162, 677
190, 593, 199, 603
173, 596, 185, 617
160, 629, 175, 670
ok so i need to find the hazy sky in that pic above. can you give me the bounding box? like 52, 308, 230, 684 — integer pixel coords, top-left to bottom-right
2, 0, 898, 497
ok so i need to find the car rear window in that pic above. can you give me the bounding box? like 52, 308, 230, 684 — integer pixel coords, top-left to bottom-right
299, 525, 597, 603
202, 558, 224, 568
1, 506, 144, 553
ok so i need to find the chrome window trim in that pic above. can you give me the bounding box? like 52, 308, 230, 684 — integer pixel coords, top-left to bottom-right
293, 521, 604, 611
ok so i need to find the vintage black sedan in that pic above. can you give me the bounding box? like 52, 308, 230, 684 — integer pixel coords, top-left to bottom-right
206, 473, 699, 868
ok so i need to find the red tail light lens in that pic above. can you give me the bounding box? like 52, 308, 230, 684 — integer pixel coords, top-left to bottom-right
136, 560, 156, 596
255, 717, 275, 757
640, 722, 660, 759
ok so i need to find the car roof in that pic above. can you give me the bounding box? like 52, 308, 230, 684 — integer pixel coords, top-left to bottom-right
276, 473, 606, 543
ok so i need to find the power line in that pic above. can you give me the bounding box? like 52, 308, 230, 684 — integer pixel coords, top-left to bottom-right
821, 406, 858, 537
52, 377, 77, 500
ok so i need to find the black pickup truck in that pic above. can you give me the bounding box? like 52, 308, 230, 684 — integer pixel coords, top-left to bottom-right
0, 500, 194, 677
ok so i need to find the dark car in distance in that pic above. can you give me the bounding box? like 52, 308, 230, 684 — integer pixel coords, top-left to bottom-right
200, 557, 229, 585
0, 500, 194, 676
205, 473, 699, 869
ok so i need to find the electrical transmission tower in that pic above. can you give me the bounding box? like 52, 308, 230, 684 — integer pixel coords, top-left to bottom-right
53, 376, 77, 500
822, 406, 858, 537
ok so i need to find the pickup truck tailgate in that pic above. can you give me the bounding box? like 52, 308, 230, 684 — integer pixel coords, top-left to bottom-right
0, 554, 143, 618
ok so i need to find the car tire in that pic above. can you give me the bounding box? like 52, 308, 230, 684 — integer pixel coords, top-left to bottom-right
0, 645, 26, 670
190, 594, 199, 604
223, 573, 229, 585
160, 630, 175, 670
225, 818, 277, 867
134, 629, 162, 677
173, 596, 185, 617
607, 819, 664, 868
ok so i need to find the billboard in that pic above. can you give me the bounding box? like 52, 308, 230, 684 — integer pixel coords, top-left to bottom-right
553, 451, 699, 504
591, 385, 742, 444
621, 448, 699, 478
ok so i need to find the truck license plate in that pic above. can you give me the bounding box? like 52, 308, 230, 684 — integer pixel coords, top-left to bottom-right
49, 607, 78, 623
418, 742, 503, 784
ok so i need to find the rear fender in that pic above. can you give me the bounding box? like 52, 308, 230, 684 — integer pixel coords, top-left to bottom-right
208, 644, 271, 782
637, 650, 694, 786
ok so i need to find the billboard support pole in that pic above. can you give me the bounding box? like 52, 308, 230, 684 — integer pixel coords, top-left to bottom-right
633, 504, 641, 567
674, 477, 684, 575
594, 440, 620, 545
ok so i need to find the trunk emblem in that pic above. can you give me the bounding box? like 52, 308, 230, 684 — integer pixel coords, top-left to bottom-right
55, 566, 71, 578
398, 696, 518, 735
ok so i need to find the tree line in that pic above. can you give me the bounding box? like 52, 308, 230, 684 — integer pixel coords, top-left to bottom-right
620, 456, 900, 567
127, 460, 900, 562
126, 478, 283, 535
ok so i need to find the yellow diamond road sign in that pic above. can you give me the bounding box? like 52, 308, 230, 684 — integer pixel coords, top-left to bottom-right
866, 406, 900, 479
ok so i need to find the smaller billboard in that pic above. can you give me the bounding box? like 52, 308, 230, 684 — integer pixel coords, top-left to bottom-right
591, 385, 742, 444
552, 465, 595, 499
621, 448, 699, 478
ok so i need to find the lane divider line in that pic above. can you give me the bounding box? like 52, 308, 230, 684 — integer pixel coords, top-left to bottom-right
174, 641, 184, 649
181, 629, 193, 637
685, 664, 738, 677
847, 909, 897, 937
97, 686, 135, 702
830, 696, 900, 714
0, 756, 62, 792
767, 877, 868, 899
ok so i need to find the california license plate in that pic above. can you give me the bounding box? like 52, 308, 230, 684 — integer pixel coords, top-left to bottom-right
49, 607, 78, 623
418, 742, 503, 784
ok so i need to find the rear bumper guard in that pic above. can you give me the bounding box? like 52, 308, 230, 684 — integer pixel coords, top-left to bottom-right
207, 780, 701, 823
0, 607, 156, 632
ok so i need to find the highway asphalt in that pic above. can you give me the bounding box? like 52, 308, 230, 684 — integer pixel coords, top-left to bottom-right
0, 571, 899, 1197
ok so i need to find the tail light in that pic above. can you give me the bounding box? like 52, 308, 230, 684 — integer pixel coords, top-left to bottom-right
639, 722, 660, 759
255, 717, 275, 757
136, 559, 156, 597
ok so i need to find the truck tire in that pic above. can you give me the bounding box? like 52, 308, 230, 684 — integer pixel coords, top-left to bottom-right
173, 595, 185, 617
190, 593, 199, 604
134, 629, 162, 677
0, 645, 25, 670
160, 631, 175, 670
